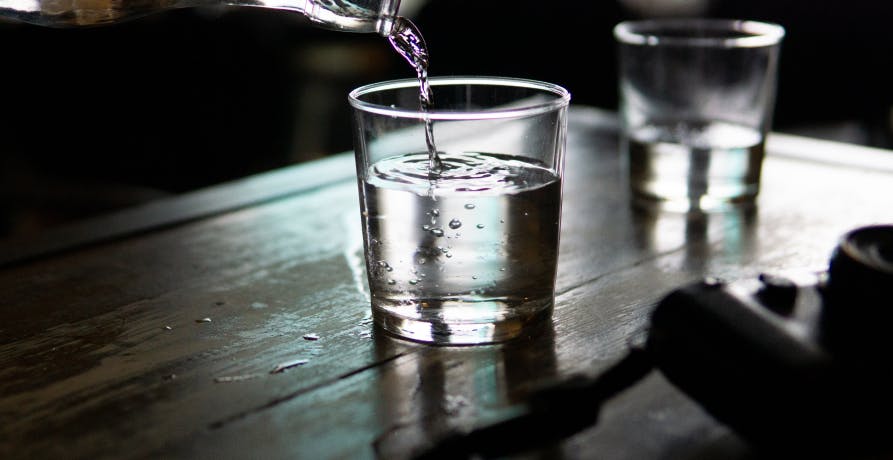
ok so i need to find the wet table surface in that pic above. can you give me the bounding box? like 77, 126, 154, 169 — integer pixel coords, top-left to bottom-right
2, 106, 892, 459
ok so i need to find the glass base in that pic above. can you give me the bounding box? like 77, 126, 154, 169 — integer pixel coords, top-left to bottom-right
632, 191, 757, 213
372, 298, 553, 345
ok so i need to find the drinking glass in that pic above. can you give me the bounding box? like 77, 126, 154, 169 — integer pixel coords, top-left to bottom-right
615, 19, 785, 212
349, 76, 571, 345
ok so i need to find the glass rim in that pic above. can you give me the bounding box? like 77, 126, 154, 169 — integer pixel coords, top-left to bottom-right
348, 76, 571, 120
614, 18, 785, 48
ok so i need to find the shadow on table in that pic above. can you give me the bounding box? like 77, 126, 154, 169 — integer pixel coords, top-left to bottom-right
370, 322, 561, 459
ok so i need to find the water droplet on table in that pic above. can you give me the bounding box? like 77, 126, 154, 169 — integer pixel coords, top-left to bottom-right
271, 359, 309, 374
214, 374, 260, 383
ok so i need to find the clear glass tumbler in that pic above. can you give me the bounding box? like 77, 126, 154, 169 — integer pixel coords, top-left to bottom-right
349, 76, 571, 345
615, 19, 785, 212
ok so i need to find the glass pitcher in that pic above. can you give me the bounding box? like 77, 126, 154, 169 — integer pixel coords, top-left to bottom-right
0, 0, 402, 35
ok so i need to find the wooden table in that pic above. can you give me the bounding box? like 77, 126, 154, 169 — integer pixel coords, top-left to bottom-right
2, 106, 892, 459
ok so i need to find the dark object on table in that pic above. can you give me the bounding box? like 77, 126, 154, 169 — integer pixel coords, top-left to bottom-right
417, 224, 893, 459
649, 224, 893, 458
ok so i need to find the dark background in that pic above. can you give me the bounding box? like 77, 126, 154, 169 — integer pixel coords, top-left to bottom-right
1, 0, 891, 237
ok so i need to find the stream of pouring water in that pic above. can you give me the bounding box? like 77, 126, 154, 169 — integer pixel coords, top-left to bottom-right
387, 17, 442, 175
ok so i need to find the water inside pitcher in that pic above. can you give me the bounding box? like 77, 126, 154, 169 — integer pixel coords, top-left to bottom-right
0, 0, 401, 34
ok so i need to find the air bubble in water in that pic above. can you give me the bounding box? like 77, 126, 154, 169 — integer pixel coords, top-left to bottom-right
449, 219, 462, 229
464, 204, 475, 209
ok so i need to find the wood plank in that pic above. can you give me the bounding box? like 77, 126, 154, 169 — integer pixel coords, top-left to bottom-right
0, 153, 357, 269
